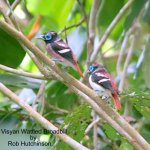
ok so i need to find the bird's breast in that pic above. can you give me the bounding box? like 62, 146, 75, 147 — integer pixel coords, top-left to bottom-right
89, 75, 105, 93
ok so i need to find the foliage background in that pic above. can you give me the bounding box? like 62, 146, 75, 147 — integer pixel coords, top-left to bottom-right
0, 0, 150, 149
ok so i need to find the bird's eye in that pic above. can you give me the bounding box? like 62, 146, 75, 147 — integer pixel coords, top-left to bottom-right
89, 65, 94, 72
45, 34, 52, 40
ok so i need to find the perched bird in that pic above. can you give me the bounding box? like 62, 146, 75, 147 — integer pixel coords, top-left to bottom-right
88, 63, 121, 110
37, 31, 83, 77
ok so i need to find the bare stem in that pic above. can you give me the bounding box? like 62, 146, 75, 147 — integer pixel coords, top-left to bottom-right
46, 102, 69, 114
118, 32, 136, 92
85, 117, 100, 134
93, 111, 98, 150
117, 34, 129, 75
59, 18, 85, 34
7, 0, 22, 16
87, 0, 101, 63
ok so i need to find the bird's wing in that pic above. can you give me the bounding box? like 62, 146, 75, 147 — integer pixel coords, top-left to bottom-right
91, 72, 115, 93
51, 40, 75, 64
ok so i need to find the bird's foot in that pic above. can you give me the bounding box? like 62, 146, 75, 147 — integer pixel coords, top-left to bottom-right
95, 90, 110, 104
102, 95, 110, 103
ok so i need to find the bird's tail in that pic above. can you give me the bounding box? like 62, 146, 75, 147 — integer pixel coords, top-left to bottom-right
74, 62, 84, 78
112, 92, 122, 110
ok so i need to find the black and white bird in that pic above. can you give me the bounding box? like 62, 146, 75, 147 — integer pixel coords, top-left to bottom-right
88, 63, 121, 110
37, 31, 83, 77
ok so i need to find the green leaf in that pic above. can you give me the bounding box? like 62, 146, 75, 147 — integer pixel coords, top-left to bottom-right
55, 104, 91, 149
103, 123, 121, 141
97, 0, 124, 27
46, 81, 77, 109
0, 29, 25, 68
26, 0, 75, 28
121, 90, 150, 107
119, 140, 133, 150
143, 1, 150, 24
141, 124, 150, 143
135, 104, 150, 121
0, 74, 40, 89
124, 0, 147, 31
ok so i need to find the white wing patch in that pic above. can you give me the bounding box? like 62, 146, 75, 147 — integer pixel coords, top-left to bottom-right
58, 49, 70, 54
98, 78, 110, 83
95, 72, 107, 78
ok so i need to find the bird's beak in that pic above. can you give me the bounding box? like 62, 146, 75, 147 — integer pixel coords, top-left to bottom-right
35, 34, 44, 39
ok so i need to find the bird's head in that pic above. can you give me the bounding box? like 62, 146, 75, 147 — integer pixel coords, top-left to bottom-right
88, 63, 104, 74
36, 31, 59, 43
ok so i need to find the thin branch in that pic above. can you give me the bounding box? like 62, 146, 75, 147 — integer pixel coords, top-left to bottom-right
87, 0, 101, 63
117, 34, 129, 75
7, 0, 22, 16
0, 1, 14, 26
118, 27, 137, 92
23, 47, 57, 81
59, 18, 85, 34
33, 81, 45, 115
46, 102, 69, 114
85, 117, 100, 134
0, 82, 89, 150
93, 111, 98, 150
0, 64, 45, 80
90, 0, 133, 63
0, 0, 25, 27
0, 20, 149, 150
117, 22, 137, 77
76, 0, 88, 22
38, 81, 45, 115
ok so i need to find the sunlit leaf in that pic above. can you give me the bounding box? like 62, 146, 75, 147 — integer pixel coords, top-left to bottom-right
26, 0, 75, 28
119, 140, 133, 150
103, 123, 121, 141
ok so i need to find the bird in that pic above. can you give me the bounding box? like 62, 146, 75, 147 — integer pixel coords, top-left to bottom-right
88, 63, 121, 110
37, 31, 83, 77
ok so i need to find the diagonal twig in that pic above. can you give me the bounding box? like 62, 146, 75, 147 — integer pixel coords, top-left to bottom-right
0, 64, 45, 80
90, 0, 133, 63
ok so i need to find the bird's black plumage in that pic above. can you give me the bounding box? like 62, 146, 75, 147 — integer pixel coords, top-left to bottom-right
91, 71, 115, 94
50, 42, 75, 64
